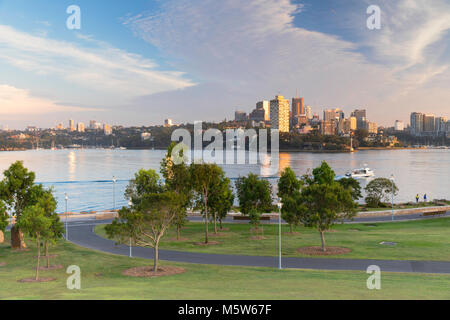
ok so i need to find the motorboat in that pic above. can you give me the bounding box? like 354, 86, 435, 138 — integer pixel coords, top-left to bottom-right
345, 168, 375, 178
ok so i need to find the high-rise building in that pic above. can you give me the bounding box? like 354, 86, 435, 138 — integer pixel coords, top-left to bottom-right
351, 109, 367, 130
305, 106, 312, 120
164, 119, 174, 127
56, 123, 64, 130
394, 120, 404, 131
77, 122, 85, 133
410, 112, 424, 135
270, 95, 290, 133
320, 120, 335, 135
256, 101, 270, 121
323, 108, 344, 122
69, 119, 75, 132
292, 97, 304, 118
423, 114, 435, 133
435, 117, 447, 134
235, 111, 248, 122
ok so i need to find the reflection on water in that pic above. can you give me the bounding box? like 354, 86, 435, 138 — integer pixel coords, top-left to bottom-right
0, 149, 448, 212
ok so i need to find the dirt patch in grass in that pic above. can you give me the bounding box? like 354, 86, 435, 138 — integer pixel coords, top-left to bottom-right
122, 266, 186, 278
18, 277, 57, 283
209, 232, 233, 238
0, 262, 6, 267
349, 229, 360, 232
13, 248, 30, 252
297, 246, 352, 256
194, 241, 220, 246
218, 227, 230, 232
249, 236, 268, 240
38, 265, 63, 271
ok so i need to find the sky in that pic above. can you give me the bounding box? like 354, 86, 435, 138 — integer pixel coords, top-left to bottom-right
0, 0, 449, 129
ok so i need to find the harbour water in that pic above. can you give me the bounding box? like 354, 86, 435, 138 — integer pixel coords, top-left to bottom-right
0, 149, 448, 213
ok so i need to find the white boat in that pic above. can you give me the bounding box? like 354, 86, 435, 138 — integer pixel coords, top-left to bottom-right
345, 168, 375, 178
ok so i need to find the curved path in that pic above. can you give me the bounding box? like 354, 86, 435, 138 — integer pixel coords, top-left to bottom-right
67, 218, 450, 275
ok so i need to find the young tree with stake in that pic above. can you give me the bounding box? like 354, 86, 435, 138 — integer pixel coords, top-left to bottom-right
278, 167, 303, 233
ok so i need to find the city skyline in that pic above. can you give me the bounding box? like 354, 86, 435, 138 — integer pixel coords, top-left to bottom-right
1, 0, 450, 129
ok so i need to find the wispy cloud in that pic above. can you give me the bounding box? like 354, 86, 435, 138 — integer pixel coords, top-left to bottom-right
123, 0, 450, 124
0, 24, 196, 105
0, 85, 95, 115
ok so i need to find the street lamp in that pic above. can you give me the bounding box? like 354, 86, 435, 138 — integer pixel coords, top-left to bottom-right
390, 175, 395, 221
65, 193, 69, 240
277, 199, 282, 270
112, 176, 117, 211
128, 198, 133, 258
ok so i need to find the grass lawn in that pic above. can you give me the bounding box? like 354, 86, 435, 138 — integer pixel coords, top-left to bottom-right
96, 217, 450, 261
1, 232, 450, 300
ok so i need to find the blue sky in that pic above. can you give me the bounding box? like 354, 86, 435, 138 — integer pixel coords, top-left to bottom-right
0, 0, 449, 129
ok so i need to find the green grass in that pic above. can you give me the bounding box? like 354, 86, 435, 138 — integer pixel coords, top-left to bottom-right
1, 232, 450, 300
96, 217, 450, 261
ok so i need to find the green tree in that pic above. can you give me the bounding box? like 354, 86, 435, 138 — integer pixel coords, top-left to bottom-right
190, 163, 224, 244
125, 169, 163, 204
0, 161, 41, 249
160, 142, 193, 240
36, 188, 64, 268
278, 167, 303, 233
365, 178, 399, 207
235, 173, 272, 232
296, 162, 357, 252
106, 192, 182, 272
208, 174, 234, 233
0, 202, 8, 244
16, 204, 52, 280
337, 177, 362, 201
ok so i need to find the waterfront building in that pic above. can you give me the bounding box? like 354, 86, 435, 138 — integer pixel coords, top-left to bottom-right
235, 110, 248, 122
410, 112, 424, 135
423, 114, 435, 133
77, 122, 85, 133
320, 120, 336, 135
323, 108, 344, 122
395, 120, 404, 131
435, 117, 447, 134
256, 101, 270, 121
104, 124, 112, 135
292, 97, 304, 118
351, 109, 367, 130
164, 119, 174, 127
270, 95, 290, 133
69, 119, 75, 132
249, 106, 266, 122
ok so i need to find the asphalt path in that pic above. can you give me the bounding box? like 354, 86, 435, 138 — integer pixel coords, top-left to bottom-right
63, 213, 450, 274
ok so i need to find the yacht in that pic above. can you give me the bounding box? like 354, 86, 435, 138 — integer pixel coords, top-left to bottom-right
345, 168, 375, 178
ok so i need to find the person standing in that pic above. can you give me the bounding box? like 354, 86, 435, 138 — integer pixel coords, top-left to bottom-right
424, 194, 427, 203
416, 194, 420, 204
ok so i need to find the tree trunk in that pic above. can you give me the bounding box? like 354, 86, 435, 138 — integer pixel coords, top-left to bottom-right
204, 192, 209, 244
153, 244, 159, 273
45, 241, 50, 268
11, 225, 27, 249
36, 235, 41, 281
214, 213, 217, 234
289, 224, 293, 234
177, 225, 181, 241
320, 231, 326, 252
219, 219, 223, 230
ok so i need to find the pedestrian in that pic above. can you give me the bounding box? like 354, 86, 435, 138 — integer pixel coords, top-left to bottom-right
416, 194, 419, 203
424, 194, 427, 203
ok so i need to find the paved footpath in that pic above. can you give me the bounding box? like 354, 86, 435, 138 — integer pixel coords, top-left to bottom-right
67, 220, 450, 275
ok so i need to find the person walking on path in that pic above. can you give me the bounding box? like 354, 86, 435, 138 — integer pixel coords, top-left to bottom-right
424, 194, 427, 203
416, 194, 420, 204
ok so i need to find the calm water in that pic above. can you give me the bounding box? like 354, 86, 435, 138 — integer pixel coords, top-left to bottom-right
0, 149, 448, 213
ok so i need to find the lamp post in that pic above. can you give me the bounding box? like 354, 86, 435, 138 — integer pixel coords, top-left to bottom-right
277, 199, 282, 270
112, 176, 117, 211
65, 193, 69, 240
390, 175, 395, 221
128, 198, 133, 258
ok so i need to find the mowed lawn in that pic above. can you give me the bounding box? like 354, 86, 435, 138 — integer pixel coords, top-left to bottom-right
96, 217, 450, 261
1, 232, 450, 300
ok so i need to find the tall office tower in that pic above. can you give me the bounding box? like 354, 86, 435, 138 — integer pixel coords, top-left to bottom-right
305, 106, 312, 119
77, 122, 85, 133
410, 112, 423, 135
103, 124, 112, 135
69, 119, 75, 132
423, 114, 435, 133
256, 101, 270, 121
292, 97, 304, 118
235, 111, 248, 122
351, 109, 367, 129
323, 108, 344, 122
89, 120, 97, 129
394, 120, 404, 131
270, 95, 290, 133
435, 117, 447, 133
